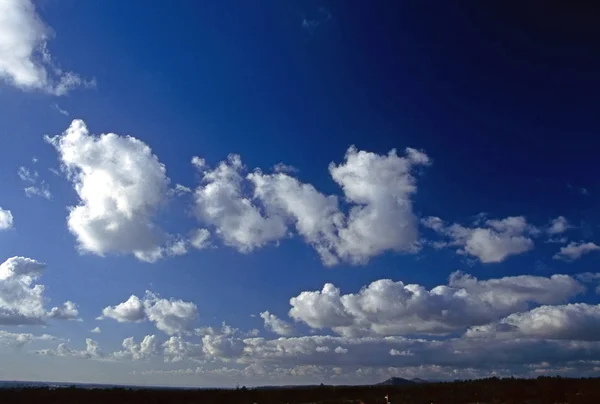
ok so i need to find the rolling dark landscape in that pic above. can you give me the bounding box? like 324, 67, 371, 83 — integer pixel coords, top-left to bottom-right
2, 377, 600, 403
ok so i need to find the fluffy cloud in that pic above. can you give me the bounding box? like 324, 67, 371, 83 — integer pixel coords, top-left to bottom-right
194, 147, 429, 265
192, 155, 288, 252
0, 256, 58, 325
423, 215, 538, 263
100, 295, 146, 323
553, 242, 600, 261
466, 304, 600, 341
260, 311, 296, 336
46, 120, 172, 262
47, 301, 79, 320
90, 327, 101, 334
547, 216, 571, 235
144, 292, 198, 336
100, 292, 197, 335
288, 271, 585, 336
37, 338, 103, 359
113, 335, 160, 360
190, 228, 211, 249
0, 0, 94, 94
0, 330, 56, 348
0, 208, 13, 230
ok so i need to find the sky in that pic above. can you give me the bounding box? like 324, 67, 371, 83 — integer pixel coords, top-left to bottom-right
1, 0, 600, 388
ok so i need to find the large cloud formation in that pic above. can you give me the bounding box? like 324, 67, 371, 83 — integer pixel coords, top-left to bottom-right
46, 120, 174, 262
0, 256, 78, 325
193, 147, 430, 265
0, 0, 94, 94
288, 271, 584, 336
35, 268, 600, 383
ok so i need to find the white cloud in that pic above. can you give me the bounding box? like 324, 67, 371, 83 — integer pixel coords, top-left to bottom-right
165, 238, 189, 257
273, 162, 298, 174
52, 103, 69, 116
0, 256, 58, 325
0, 208, 13, 230
190, 228, 211, 249
100, 295, 146, 323
46, 120, 172, 262
0, 330, 57, 348
18, 166, 52, 199
288, 271, 584, 336
334, 346, 348, 354
37, 338, 103, 359
162, 335, 204, 363
553, 242, 600, 261
170, 184, 192, 196
193, 146, 428, 265
18, 166, 37, 183
423, 215, 538, 263
260, 311, 295, 336
24, 184, 52, 200
548, 216, 571, 235
113, 335, 160, 360
0, 0, 94, 95
100, 292, 197, 335
466, 303, 600, 341
47, 301, 79, 320
193, 154, 288, 252
143, 291, 198, 336
90, 326, 101, 334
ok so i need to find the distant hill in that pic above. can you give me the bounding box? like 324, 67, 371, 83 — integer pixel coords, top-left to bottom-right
376, 377, 418, 386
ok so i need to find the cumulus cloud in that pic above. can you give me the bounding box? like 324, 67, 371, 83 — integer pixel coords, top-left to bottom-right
110, 331, 600, 378
190, 228, 211, 249
0, 330, 57, 348
466, 303, 600, 341
47, 301, 79, 320
0, 0, 94, 94
100, 292, 197, 335
0, 208, 13, 230
423, 215, 538, 263
144, 291, 198, 336
112, 335, 160, 360
99, 295, 146, 323
46, 120, 173, 262
192, 154, 288, 252
260, 311, 296, 336
37, 338, 103, 359
194, 146, 429, 265
553, 242, 600, 261
288, 271, 585, 336
90, 327, 101, 334
0, 256, 77, 325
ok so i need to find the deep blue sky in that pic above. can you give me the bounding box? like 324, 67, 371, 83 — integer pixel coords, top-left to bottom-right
1, 0, 600, 387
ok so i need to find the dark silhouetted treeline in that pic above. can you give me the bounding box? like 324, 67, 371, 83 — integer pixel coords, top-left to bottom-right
1, 376, 600, 403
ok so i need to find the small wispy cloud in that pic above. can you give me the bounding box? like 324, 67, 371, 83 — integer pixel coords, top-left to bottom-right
302, 7, 332, 33
52, 103, 70, 116
568, 183, 589, 196
17, 165, 52, 200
